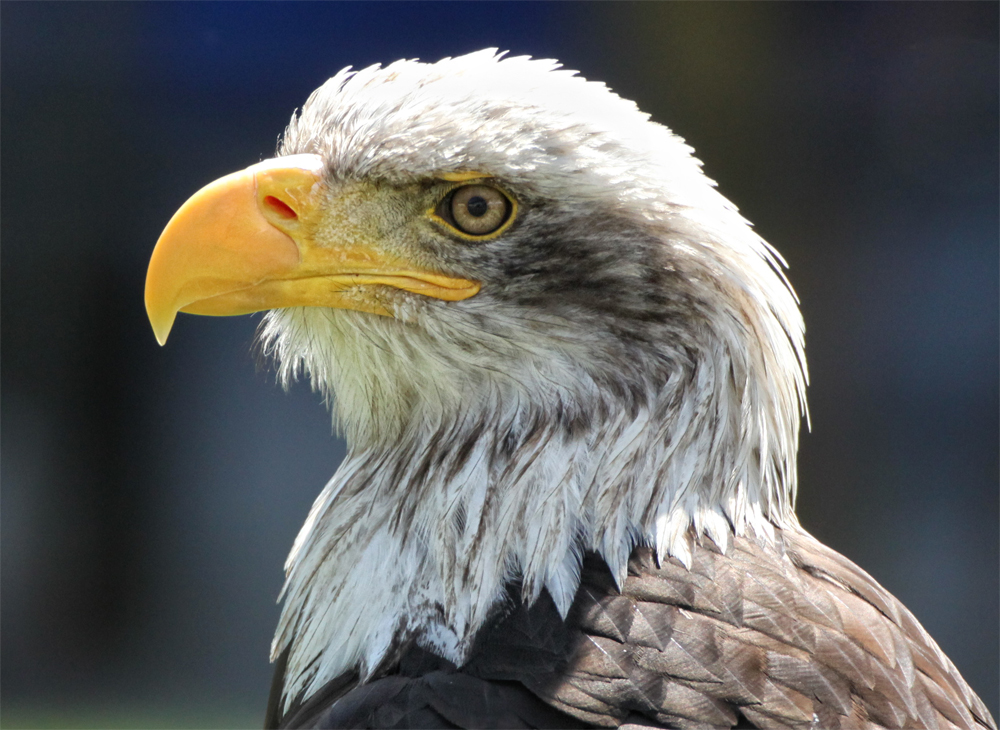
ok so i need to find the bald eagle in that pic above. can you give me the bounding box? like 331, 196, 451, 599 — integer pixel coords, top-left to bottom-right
145, 51, 994, 730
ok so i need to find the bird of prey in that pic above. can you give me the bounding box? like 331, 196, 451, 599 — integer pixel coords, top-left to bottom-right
145, 51, 994, 730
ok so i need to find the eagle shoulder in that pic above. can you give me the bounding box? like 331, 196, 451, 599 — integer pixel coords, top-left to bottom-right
269, 532, 994, 730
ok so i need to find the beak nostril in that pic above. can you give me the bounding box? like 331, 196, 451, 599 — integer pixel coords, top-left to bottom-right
264, 195, 298, 220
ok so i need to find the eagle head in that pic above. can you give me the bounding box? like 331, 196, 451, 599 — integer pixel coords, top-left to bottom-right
146, 50, 807, 706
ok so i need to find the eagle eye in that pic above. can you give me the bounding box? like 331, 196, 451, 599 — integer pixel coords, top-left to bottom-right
436, 184, 513, 239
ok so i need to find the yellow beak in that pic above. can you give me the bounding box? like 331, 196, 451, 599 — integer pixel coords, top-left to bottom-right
144, 154, 480, 345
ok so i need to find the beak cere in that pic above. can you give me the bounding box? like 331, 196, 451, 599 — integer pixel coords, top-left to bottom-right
144, 154, 481, 345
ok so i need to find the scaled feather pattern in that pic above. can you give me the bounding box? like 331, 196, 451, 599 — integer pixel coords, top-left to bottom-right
227, 51, 990, 728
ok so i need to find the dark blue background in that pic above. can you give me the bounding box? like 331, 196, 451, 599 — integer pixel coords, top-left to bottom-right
2, 3, 996, 726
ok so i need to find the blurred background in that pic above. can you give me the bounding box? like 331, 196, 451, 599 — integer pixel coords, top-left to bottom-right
2, 3, 996, 727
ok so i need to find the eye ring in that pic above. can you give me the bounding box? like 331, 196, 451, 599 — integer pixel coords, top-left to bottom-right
432, 184, 516, 240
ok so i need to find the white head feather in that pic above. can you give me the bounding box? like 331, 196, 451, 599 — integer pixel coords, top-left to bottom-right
259, 50, 808, 708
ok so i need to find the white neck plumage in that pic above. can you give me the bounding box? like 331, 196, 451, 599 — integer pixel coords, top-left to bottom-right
260, 276, 807, 709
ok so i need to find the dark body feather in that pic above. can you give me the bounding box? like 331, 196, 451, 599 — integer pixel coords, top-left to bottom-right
268, 530, 994, 730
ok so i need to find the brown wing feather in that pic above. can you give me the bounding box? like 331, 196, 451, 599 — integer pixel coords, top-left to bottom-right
531, 530, 994, 730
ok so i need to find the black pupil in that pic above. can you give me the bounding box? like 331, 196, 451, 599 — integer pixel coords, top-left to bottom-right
465, 196, 489, 217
